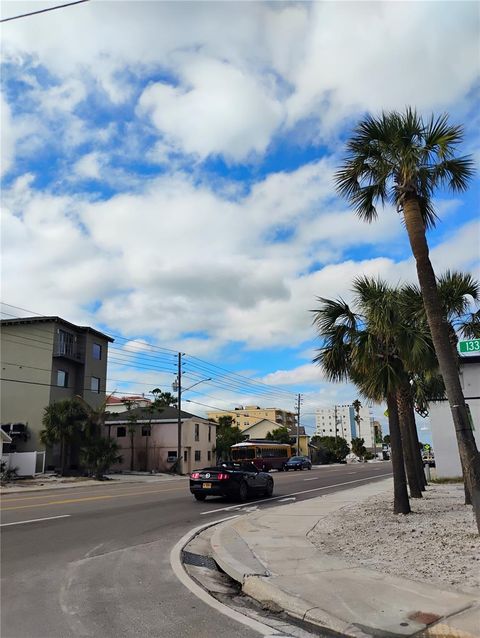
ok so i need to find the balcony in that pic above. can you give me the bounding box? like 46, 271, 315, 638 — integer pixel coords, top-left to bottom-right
53, 342, 84, 363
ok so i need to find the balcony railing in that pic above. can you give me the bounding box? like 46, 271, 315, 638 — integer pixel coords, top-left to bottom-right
53, 343, 84, 362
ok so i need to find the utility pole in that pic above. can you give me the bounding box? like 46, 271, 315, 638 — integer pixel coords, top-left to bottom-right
296, 394, 302, 455
175, 352, 182, 474
334, 405, 338, 441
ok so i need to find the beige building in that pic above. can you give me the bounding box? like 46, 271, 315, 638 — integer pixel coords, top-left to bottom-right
105, 406, 216, 474
0, 316, 113, 453
207, 405, 296, 431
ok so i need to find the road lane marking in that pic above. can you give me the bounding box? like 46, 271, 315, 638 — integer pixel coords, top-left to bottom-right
0, 482, 186, 503
200, 472, 392, 515
304, 477, 319, 481
1, 486, 185, 511
278, 497, 296, 502
0, 514, 71, 527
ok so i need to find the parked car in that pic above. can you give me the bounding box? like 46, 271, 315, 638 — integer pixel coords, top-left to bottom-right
283, 455, 312, 471
189, 462, 274, 502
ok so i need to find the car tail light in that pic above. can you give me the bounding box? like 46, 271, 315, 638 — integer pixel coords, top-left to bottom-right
217, 473, 230, 480
191, 472, 200, 479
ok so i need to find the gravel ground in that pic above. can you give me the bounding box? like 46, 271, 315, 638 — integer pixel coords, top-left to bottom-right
308, 483, 479, 594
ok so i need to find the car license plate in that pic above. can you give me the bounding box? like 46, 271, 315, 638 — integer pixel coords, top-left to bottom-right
202, 482, 212, 489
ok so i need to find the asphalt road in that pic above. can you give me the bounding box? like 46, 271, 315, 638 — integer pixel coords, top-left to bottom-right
1, 462, 392, 638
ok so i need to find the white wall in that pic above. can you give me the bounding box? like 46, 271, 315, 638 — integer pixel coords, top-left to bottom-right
430, 359, 480, 478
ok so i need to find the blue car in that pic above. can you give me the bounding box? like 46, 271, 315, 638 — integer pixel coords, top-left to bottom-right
283, 456, 312, 471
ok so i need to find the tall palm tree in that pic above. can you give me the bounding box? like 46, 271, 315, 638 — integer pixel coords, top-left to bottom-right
335, 108, 480, 531
40, 399, 87, 474
353, 276, 431, 498
312, 295, 411, 513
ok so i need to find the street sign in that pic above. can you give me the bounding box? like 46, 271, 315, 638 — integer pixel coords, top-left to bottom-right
458, 339, 480, 353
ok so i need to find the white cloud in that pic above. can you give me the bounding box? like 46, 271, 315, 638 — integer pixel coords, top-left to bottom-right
74, 152, 102, 179
138, 56, 284, 161
2, 2, 478, 163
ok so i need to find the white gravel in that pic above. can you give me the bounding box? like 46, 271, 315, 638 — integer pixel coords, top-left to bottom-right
308, 483, 479, 595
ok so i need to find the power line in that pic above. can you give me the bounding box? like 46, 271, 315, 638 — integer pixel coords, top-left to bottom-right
1, 0, 90, 23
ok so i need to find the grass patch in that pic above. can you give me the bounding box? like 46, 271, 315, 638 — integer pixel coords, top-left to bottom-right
430, 477, 463, 484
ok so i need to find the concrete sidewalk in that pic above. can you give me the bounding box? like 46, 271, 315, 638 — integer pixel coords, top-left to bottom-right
208, 479, 480, 637
0, 472, 187, 493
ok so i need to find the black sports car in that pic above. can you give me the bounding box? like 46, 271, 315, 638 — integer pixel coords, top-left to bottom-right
283, 455, 312, 471
189, 462, 274, 502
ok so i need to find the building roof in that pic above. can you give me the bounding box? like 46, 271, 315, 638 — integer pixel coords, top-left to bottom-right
0, 316, 114, 342
104, 406, 211, 422
106, 395, 151, 404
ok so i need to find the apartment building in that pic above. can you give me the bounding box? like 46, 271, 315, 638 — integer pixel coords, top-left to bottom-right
0, 316, 113, 452
315, 404, 376, 449
207, 405, 296, 432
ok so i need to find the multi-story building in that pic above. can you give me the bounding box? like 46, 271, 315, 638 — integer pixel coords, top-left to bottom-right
207, 405, 296, 432
0, 316, 113, 453
315, 404, 377, 450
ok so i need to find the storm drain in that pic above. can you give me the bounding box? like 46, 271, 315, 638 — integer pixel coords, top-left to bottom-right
182, 550, 218, 570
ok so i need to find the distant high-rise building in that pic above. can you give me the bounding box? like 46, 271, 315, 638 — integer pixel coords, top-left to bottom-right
315, 404, 377, 450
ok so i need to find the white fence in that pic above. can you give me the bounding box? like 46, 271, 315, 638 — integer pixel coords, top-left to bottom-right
1, 451, 46, 476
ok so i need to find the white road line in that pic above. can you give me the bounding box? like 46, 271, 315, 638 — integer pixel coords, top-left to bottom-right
0, 514, 71, 527
304, 477, 319, 481
200, 473, 392, 516
278, 497, 296, 502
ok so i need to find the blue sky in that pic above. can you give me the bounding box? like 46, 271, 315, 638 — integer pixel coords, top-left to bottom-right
1, 1, 479, 442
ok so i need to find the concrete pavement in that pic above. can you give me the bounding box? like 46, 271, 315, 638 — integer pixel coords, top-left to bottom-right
203, 479, 480, 637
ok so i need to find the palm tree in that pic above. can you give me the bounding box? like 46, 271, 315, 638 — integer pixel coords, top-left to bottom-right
81, 436, 123, 480
352, 399, 362, 438
40, 399, 87, 474
312, 295, 411, 513
353, 276, 432, 497
335, 108, 480, 531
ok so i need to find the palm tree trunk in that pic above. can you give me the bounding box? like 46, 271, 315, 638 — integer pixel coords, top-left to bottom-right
387, 393, 411, 514
403, 197, 480, 531
396, 387, 422, 498
408, 407, 427, 490
402, 388, 426, 490
60, 437, 66, 475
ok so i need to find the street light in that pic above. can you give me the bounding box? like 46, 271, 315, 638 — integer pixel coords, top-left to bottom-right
172, 375, 211, 474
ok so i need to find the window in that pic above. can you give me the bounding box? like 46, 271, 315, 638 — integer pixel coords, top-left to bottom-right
168, 451, 177, 458
207, 451, 211, 461
142, 425, 151, 436
56, 370, 68, 388
92, 343, 102, 360
195, 450, 201, 462
194, 423, 199, 441
58, 329, 75, 356
91, 376, 100, 393
184, 450, 188, 462
208, 426, 211, 442
117, 426, 126, 437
